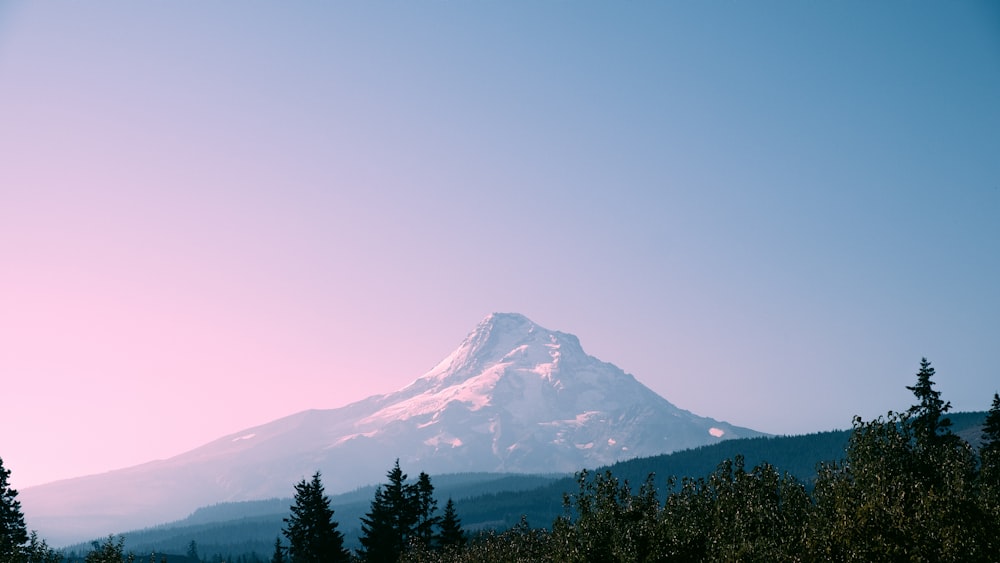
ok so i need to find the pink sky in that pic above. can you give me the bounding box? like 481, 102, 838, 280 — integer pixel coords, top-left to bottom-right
2, 1, 998, 489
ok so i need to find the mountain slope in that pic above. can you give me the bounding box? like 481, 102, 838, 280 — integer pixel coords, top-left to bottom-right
22, 312, 762, 545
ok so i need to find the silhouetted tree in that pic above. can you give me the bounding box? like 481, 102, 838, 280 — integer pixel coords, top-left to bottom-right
906, 357, 953, 443
437, 499, 465, 549
282, 472, 349, 563
0, 457, 29, 560
85, 536, 134, 563
359, 460, 417, 562
981, 392, 1000, 453
978, 392, 1000, 543
412, 472, 439, 549
269, 536, 285, 563
24, 531, 62, 563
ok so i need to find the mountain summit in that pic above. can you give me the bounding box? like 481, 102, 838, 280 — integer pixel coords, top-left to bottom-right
22, 313, 763, 544
358, 312, 759, 473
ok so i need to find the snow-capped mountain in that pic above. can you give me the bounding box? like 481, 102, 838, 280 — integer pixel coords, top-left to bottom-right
22, 313, 763, 544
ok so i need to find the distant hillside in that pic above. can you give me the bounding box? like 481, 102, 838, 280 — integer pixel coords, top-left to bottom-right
61, 473, 564, 558
69, 412, 988, 560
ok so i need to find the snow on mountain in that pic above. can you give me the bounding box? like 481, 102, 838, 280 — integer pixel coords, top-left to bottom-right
21, 312, 764, 545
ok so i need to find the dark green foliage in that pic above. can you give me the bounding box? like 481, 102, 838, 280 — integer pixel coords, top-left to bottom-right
982, 392, 1000, 452
436, 499, 465, 549
421, 517, 552, 563
550, 470, 661, 562
906, 357, 953, 443
411, 472, 439, 549
269, 536, 284, 563
807, 411, 990, 561
684, 458, 811, 562
803, 362, 994, 561
358, 460, 418, 562
282, 472, 349, 563
24, 531, 62, 563
978, 393, 1000, 538
84, 536, 134, 563
1, 457, 29, 560
545, 459, 811, 563
359, 462, 469, 561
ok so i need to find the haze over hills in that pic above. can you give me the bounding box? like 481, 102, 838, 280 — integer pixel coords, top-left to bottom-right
22, 312, 763, 545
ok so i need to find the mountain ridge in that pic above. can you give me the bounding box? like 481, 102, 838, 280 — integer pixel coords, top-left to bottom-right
22, 312, 763, 545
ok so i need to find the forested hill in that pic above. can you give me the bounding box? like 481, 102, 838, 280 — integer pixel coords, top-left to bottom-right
595, 410, 988, 490
66, 412, 988, 560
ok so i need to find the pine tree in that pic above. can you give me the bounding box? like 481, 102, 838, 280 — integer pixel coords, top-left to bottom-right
269, 536, 285, 563
906, 357, 953, 443
282, 472, 349, 563
85, 536, 133, 563
438, 498, 466, 549
25, 531, 62, 563
978, 392, 1000, 537
0, 457, 29, 560
358, 460, 418, 562
412, 472, 439, 549
981, 392, 1000, 454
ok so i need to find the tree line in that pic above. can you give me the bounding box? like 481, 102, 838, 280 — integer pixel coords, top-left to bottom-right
272, 460, 466, 563
3, 357, 999, 562
398, 358, 1000, 562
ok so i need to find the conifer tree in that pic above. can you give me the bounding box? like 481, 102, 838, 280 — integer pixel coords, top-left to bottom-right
0, 457, 29, 560
438, 498, 466, 547
269, 536, 285, 563
412, 472, 439, 548
978, 392, 1000, 535
358, 460, 417, 562
85, 536, 133, 563
981, 392, 1000, 454
906, 357, 953, 442
25, 531, 62, 563
282, 472, 349, 563
438, 498, 466, 549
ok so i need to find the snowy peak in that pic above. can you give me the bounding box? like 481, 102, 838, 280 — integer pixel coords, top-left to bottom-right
21, 312, 766, 544
355, 312, 760, 476
418, 313, 584, 388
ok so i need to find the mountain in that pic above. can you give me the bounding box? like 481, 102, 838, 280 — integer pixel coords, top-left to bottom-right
21, 312, 763, 545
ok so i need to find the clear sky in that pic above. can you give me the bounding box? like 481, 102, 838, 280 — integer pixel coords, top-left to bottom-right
1, 1, 998, 490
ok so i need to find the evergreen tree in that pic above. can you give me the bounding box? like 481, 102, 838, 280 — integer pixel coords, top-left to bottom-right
0, 457, 29, 560
358, 485, 397, 563
437, 498, 465, 549
906, 357, 953, 442
412, 472, 439, 549
186, 540, 199, 562
269, 536, 285, 563
85, 536, 134, 563
358, 460, 418, 562
981, 392, 1000, 453
978, 392, 1000, 542
24, 531, 62, 563
282, 472, 349, 563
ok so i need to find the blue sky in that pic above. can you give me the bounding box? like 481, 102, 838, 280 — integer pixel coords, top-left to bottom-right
1, 1, 998, 488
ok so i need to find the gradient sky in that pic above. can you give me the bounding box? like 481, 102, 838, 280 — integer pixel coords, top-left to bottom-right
2, 1, 998, 490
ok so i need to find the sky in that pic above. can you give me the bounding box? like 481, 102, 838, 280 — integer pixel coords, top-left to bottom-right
1, 1, 998, 490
